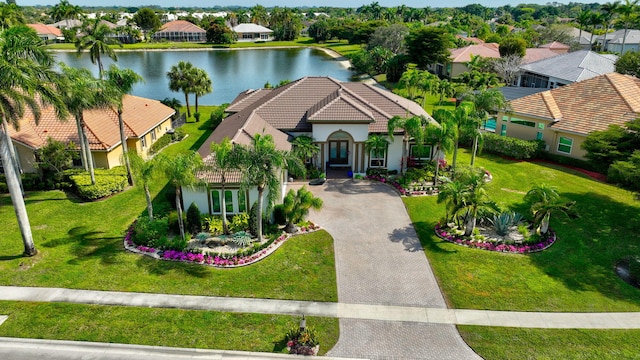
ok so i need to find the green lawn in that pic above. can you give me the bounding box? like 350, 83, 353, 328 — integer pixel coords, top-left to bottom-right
405, 149, 640, 358
0, 301, 339, 355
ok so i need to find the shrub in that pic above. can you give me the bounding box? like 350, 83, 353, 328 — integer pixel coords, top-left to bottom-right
65, 167, 128, 200
148, 133, 172, 155
536, 151, 598, 172
205, 215, 224, 235
286, 326, 319, 355
273, 204, 286, 225
167, 210, 187, 234
366, 167, 389, 177
0, 181, 7, 193
249, 201, 260, 237
193, 112, 201, 122
132, 217, 169, 247
209, 104, 228, 130
482, 133, 542, 159
488, 211, 524, 236
229, 212, 250, 233
186, 202, 202, 234
171, 127, 186, 141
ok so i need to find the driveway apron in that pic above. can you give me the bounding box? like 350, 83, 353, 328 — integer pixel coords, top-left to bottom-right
304, 179, 481, 360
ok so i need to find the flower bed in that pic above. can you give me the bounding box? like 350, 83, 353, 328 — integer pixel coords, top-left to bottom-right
124, 222, 322, 268
434, 223, 556, 254
365, 174, 408, 196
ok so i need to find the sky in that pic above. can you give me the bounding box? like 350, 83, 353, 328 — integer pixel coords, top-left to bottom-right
18, 0, 577, 9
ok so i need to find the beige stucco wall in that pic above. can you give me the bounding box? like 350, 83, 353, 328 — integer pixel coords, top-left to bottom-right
450, 62, 470, 78
496, 113, 589, 160
14, 142, 37, 173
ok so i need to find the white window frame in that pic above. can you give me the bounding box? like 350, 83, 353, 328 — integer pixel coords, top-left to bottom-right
557, 136, 573, 154
210, 189, 247, 215
369, 148, 386, 168
141, 136, 147, 149
410, 143, 431, 161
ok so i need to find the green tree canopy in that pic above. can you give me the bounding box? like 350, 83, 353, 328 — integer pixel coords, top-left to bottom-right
405, 26, 452, 69
499, 36, 527, 57
616, 50, 640, 77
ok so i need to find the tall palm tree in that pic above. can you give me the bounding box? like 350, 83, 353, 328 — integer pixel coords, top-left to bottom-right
429, 110, 457, 186
167, 61, 196, 118
589, 12, 602, 50
616, 0, 639, 53
600, 1, 621, 52
0, 25, 67, 256
524, 184, 578, 235
128, 151, 159, 220
437, 179, 467, 226
236, 134, 288, 242
466, 88, 509, 166
210, 137, 242, 235
59, 64, 110, 185
49, 0, 82, 29
0, 3, 25, 29
576, 9, 592, 45
448, 102, 474, 173
157, 151, 203, 241
388, 114, 431, 173
192, 67, 212, 116
291, 135, 319, 165
104, 65, 143, 186
364, 134, 390, 168
75, 17, 121, 76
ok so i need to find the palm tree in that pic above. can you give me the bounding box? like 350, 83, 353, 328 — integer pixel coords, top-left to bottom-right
364, 134, 390, 168
49, 0, 82, 29
437, 179, 468, 226
59, 64, 110, 185
291, 135, 319, 165
157, 151, 203, 241
75, 17, 121, 76
236, 134, 289, 242
524, 184, 578, 235
466, 88, 509, 166
192, 67, 212, 116
167, 61, 196, 118
589, 12, 602, 50
616, 0, 639, 53
282, 186, 323, 233
600, 1, 621, 52
448, 102, 474, 174
128, 151, 159, 220
388, 114, 431, 173
0, 25, 67, 256
210, 137, 242, 235
429, 110, 458, 186
576, 9, 592, 45
0, 3, 25, 29
458, 169, 495, 236
104, 65, 143, 186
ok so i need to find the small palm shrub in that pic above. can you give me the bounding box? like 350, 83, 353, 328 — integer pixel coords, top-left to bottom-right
282, 186, 323, 233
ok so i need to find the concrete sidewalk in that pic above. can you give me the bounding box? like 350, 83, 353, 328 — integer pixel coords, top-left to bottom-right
1, 286, 639, 329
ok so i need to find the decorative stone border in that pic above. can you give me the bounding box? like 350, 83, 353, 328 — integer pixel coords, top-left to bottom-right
434, 223, 556, 254
124, 223, 322, 268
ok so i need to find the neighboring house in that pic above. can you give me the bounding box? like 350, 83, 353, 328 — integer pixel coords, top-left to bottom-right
495, 73, 640, 160
8, 95, 175, 173
516, 50, 617, 88
431, 43, 500, 78
539, 41, 570, 54
232, 23, 274, 42
50, 19, 82, 29
183, 76, 434, 215
566, 27, 594, 50
153, 20, 206, 42
27, 23, 64, 42
597, 29, 640, 55
522, 47, 559, 64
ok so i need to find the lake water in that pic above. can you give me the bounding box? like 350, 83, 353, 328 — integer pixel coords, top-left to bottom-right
54, 48, 354, 105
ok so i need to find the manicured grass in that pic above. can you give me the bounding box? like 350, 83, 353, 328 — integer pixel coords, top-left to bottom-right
405, 149, 640, 312
0, 301, 339, 355
0, 108, 337, 302
458, 326, 640, 360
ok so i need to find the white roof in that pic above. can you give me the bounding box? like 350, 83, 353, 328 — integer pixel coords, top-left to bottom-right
520, 50, 617, 83
232, 23, 273, 33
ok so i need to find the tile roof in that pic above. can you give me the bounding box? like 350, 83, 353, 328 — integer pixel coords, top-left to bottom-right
539, 41, 570, 50
197, 154, 244, 184
157, 20, 205, 33
509, 73, 640, 135
232, 23, 273, 33
449, 43, 500, 63
27, 23, 62, 37
519, 50, 617, 83
522, 48, 560, 64
9, 95, 174, 151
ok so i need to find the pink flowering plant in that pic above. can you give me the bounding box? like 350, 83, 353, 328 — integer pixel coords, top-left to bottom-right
285, 327, 319, 356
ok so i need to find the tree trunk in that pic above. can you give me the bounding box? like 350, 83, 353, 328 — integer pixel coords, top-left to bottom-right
464, 214, 476, 237
622, 27, 628, 54
81, 120, 96, 185
221, 177, 228, 235
118, 110, 134, 186
257, 186, 264, 242
433, 145, 440, 187
471, 134, 479, 167
1, 123, 36, 256
195, 94, 199, 114
75, 117, 88, 171
602, 25, 609, 52
452, 140, 459, 175
176, 187, 185, 241
2, 120, 24, 195
539, 212, 550, 235
184, 92, 191, 118
144, 184, 153, 220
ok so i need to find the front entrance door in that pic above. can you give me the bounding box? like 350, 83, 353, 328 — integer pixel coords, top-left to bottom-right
329, 140, 348, 165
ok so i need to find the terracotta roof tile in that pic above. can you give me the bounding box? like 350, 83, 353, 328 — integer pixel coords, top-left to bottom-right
157, 20, 205, 34
27, 23, 62, 37
449, 43, 500, 63
510, 73, 640, 135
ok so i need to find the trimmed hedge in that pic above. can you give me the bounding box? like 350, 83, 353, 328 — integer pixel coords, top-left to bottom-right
481, 133, 544, 159
65, 167, 128, 200
149, 133, 172, 155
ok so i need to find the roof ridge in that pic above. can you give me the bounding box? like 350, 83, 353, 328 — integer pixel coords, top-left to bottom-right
541, 91, 562, 121
607, 73, 640, 113
340, 84, 393, 119
82, 114, 110, 150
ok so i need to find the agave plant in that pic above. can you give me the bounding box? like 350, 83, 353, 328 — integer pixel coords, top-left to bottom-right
489, 211, 524, 236
231, 231, 253, 247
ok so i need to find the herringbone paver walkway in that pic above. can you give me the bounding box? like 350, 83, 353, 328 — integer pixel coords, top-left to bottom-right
305, 179, 481, 360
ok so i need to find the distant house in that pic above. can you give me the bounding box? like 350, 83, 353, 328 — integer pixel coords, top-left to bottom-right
539, 41, 570, 54
431, 43, 500, 78
232, 23, 274, 42
50, 19, 82, 29
27, 23, 64, 42
8, 95, 175, 173
183, 76, 434, 215
596, 29, 640, 55
522, 47, 559, 64
516, 50, 617, 89
495, 73, 640, 160
566, 27, 594, 50
153, 20, 206, 42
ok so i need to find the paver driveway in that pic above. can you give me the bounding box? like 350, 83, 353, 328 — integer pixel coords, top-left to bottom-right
303, 179, 481, 360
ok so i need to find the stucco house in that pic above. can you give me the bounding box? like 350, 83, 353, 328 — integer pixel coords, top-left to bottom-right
27, 23, 64, 42
153, 20, 206, 42
596, 29, 640, 55
232, 23, 274, 42
495, 73, 640, 160
182, 76, 434, 216
8, 95, 175, 173
516, 50, 617, 89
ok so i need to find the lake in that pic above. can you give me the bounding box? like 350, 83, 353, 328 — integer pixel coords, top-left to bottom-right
54, 47, 355, 105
